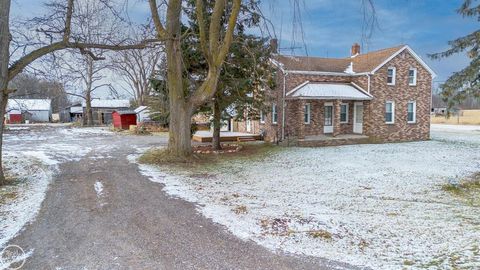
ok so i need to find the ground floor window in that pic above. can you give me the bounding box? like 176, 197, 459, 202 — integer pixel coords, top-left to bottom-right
385, 101, 395, 124
272, 104, 278, 124
407, 101, 416, 123
304, 103, 311, 124
260, 111, 265, 123
340, 103, 348, 123
324, 105, 333, 126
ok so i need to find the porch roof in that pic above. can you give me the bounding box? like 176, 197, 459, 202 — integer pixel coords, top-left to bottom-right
286, 81, 373, 100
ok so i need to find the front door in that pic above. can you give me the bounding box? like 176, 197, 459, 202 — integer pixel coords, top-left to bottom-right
246, 118, 252, 132
324, 103, 333, 134
353, 102, 363, 134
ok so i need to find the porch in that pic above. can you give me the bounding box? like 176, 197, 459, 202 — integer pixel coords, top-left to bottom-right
286, 81, 373, 139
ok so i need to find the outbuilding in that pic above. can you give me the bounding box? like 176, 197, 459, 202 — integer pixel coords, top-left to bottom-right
7, 99, 52, 123
112, 110, 137, 130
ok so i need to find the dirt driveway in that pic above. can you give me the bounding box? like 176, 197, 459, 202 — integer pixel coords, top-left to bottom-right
3, 125, 358, 270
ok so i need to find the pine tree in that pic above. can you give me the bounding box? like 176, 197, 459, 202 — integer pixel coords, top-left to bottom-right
430, 0, 480, 111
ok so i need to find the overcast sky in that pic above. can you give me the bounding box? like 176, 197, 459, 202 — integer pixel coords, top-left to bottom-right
11, 0, 477, 98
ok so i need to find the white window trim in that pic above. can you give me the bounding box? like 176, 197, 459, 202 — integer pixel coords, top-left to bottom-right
407, 101, 416, 123
386, 101, 395, 124
387, 67, 396, 86
260, 111, 265, 124
304, 103, 311, 124
408, 68, 417, 86
272, 104, 278, 124
340, 103, 349, 123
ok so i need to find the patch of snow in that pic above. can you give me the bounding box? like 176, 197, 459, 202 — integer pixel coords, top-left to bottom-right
94, 181, 104, 197
6, 126, 29, 130
0, 152, 55, 249
135, 127, 480, 269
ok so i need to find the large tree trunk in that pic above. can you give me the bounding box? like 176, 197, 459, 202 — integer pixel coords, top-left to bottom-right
0, 0, 11, 185
85, 92, 93, 126
165, 0, 193, 157
212, 99, 222, 150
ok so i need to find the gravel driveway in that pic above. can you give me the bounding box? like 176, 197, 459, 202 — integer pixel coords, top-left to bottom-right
3, 125, 357, 270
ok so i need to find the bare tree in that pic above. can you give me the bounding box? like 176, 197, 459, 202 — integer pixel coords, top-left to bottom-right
0, 0, 159, 184
112, 43, 163, 106
8, 73, 70, 112
58, 50, 115, 126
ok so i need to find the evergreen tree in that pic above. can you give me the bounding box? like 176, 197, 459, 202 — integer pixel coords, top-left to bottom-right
430, 0, 480, 111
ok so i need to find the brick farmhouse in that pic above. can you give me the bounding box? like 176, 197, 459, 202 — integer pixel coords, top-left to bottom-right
235, 43, 436, 146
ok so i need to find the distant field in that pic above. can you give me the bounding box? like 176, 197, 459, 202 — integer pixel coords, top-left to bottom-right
431, 109, 480, 125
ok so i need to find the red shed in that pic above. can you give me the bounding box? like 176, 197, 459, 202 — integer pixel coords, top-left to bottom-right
8, 113, 22, 124
112, 110, 137, 130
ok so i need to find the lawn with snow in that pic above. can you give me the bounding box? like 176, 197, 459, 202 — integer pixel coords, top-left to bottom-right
136, 124, 480, 270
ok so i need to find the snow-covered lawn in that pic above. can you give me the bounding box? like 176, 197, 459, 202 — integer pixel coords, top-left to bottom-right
136, 124, 480, 270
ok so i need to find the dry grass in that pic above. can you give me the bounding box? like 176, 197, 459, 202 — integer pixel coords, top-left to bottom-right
442, 172, 480, 206
139, 143, 278, 168
431, 110, 480, 125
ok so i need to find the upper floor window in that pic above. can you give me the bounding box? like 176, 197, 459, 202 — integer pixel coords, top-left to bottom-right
272, 104, 278, 124
385, 101, 395, 124
387, 67, 396, 85
407, 101, 416, 123
408, 68, 417, 86
304, 103, 311, 124
260, 111, 265, 124
340, 103, 348, 123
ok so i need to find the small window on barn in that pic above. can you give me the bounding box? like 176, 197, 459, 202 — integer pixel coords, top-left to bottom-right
272, 104, 278, 124
260, 111, 265, 124
304, 103, 311, 124
407, 101, 416, 123
385, 101, 395, 124
340, 103, 348, 123
387, 67, 396, 85
408, 68, 417, 86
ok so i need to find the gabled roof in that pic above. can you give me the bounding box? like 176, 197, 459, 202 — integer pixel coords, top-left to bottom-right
351, 45, 405, 73
7, 99, 52, 111
273, 45, 436, 77
82, 99, 130, 108
114, 110, 136, 115
134, 106, 149, 113
274, 55, 351, 73
286, 81, 373, 100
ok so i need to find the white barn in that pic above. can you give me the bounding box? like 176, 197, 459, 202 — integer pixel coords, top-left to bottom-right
7, 99, 52, 123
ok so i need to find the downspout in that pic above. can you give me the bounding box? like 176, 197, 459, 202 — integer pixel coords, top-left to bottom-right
281, 72, 287, 141
367, 73, 371, 93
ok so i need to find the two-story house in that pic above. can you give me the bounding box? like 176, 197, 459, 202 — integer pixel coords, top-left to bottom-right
236, 42, 436, 146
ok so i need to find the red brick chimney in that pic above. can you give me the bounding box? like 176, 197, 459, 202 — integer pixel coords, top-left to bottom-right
351, 43, 361, 56
270, 39, 278, 54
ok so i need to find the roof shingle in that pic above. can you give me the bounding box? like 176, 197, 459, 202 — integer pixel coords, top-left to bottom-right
274, 45, 405, 74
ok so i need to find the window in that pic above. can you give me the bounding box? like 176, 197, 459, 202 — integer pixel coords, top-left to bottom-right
408, 68, 417, 86
260, 111, 265, 124
407, 101, 416, 123
385, 101, 395, 124
387, 67, 396, 85
272, 104, 278, 124
304, 104, 311, 124
324, 105, 333, 126
340, 103, 348, 123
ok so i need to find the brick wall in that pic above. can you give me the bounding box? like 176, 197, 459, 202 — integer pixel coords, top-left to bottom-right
364, 50, 431, 142
238, 50, 432, 143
